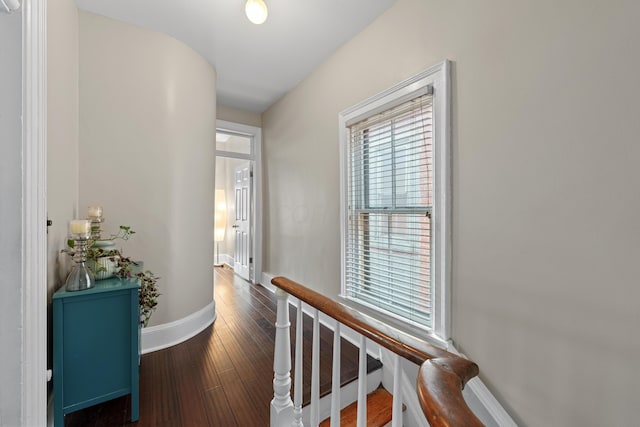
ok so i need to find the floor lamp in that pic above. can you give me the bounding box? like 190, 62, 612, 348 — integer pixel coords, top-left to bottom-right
214, 189, 227, 267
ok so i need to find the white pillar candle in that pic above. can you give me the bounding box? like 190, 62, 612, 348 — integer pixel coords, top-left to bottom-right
87, 206, 103, 219
69, 219, 91, 235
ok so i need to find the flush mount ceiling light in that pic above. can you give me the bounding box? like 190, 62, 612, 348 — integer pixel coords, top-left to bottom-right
1, 0, 21, 13
245, 0, 268, 25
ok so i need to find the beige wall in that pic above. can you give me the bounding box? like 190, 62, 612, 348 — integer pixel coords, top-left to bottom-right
47, 0, 80, 402
217, 104, 262, 127
79, 12, 217, 326
262, 0, 640, 425
47, 0, 78, 295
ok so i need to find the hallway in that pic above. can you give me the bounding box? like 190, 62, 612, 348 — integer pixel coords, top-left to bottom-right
63, 265, 363, 426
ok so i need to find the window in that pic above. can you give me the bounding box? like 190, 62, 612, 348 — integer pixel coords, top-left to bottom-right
339, 61, 451, 341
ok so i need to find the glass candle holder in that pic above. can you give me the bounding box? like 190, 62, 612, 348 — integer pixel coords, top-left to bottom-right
87, 205, 103, 219
87, 206, 104, 240
65, 220, 95, 291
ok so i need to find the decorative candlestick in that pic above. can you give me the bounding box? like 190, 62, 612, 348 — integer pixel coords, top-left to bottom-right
64, 220, 95, 291
88, 205, 104, 240
86, 206, 119, 280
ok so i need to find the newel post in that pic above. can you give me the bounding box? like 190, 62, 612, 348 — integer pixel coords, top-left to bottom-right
271, 288, 294, 426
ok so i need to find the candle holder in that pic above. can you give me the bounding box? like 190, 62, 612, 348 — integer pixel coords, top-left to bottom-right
65, 220, 96, 292
86, 206, 118, 280
88, 206, 104, 240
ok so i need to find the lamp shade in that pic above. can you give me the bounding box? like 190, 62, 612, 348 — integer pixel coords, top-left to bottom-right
214, 189, 227, 242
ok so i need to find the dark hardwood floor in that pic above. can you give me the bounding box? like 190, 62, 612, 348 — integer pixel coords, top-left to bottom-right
63, 265, 372, 426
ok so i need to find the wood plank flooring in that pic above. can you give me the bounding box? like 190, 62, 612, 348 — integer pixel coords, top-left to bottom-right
63, 265, 376, 426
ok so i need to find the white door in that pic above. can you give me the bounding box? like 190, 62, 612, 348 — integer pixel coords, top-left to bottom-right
233, 163, 252, 280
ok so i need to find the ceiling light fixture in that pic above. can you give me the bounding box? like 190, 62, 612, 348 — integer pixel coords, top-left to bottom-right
1, 0, 21, 13
245, 0, 268, 25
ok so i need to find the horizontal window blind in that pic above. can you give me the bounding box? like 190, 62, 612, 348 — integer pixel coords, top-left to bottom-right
346, 94, 433, 329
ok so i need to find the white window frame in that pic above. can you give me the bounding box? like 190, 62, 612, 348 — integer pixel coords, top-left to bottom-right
339, 60, 452, 343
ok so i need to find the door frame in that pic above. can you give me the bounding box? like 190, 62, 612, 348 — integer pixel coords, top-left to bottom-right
21, 0, 48, 424
215, 119, 263, 285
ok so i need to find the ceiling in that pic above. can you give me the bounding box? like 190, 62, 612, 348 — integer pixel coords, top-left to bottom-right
75, 0, 396, 113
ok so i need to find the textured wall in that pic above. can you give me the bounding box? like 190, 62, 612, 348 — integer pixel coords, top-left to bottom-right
79, 11, 217, 326
261, 0, 640, 425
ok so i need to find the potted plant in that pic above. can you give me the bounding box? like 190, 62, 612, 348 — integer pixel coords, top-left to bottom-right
64, 225, 160, 327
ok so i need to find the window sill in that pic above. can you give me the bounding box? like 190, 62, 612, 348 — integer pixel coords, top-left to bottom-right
337, 294, 451, 352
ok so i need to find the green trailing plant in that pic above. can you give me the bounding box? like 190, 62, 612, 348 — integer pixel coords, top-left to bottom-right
136, 270, 160, 327
63, 225, 160, 327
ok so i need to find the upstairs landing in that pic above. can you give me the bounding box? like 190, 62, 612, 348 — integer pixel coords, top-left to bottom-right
64, 265, 377, 426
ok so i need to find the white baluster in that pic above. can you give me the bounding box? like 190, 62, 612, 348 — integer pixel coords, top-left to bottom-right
292, 300, 304, 427
310, 309, 320, 426
356, 335, 367, 427
271, 289, 294, 427
330, 323, 341, 427
392, 353, 403, 427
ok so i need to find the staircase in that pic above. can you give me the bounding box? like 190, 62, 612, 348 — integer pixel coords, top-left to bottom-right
270, 276, 484, 427
302, 355, 384, 426
319, 387, 405, 427
297, 346, 404, 427
292, 307, 383, 407
285, 303, 387, 425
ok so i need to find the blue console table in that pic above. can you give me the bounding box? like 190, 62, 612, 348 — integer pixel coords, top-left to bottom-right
53, 277, 140, 426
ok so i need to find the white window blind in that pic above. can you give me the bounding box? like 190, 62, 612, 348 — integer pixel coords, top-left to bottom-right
345, 93, 434, 329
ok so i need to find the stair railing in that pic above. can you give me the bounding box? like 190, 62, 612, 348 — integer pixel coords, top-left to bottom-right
270, 276, 484, 427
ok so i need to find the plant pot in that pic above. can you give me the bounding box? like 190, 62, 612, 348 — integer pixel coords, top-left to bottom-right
87, 255, 120, 280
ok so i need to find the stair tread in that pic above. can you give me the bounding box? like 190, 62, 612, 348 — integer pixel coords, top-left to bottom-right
312, 354, 382, 403
318, 388, 403, 427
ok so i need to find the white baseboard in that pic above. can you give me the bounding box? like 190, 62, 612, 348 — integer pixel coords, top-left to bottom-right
214, 253, 234, 267
141, 300, 216, 354
260, 271, 275, 289
446, 344, 517, 427
462, 375, 518, 427
261, 271, 516, 427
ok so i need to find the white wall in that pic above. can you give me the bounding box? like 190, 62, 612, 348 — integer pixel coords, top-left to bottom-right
78, 11, 217, 326
0, 9, 23, 426
262, 0, 640, 425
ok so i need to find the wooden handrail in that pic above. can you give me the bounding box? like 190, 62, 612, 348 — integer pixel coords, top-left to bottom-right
271, 276, 484, 427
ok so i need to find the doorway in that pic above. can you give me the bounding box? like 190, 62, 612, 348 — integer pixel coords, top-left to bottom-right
215, 120, 262, 284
